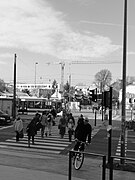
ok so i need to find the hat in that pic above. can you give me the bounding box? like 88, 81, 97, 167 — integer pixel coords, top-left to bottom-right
80, 114, 83, 117
84, 117, 89, 122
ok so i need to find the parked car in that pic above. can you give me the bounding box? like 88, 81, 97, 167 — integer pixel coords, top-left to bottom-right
0, 110, 11, 125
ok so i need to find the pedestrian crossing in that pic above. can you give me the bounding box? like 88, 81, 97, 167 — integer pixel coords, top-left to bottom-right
115, 130, 128, 161
0, 126, 100, 155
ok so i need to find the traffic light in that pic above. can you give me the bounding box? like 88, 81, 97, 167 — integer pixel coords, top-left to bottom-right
103, 90, 110, 108
89, 88, 97, 102
129, 98, 132, 103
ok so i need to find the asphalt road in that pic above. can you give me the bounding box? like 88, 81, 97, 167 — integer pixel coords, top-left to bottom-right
0, 111, 135, 180
0, 111, 135, 160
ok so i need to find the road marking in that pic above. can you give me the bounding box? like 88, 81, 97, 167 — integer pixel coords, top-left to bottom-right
0, 145, 60, 154
0, 125, 13, 130
6, 139, 68, 147
115, 130, 128, 157
0, 123, 100, 155
0, 141, 65, 150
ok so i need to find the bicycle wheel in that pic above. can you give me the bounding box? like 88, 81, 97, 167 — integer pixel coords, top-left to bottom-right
74, 152, 84, 170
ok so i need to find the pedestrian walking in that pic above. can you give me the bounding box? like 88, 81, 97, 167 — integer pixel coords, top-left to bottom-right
41, 111, 48, 137
51, 107, 57, 126
67, 113, 75, 142
13, 116, 23, 142
58, 111, 67, 138
26, 113, 40, 147
47, 112, 53, 136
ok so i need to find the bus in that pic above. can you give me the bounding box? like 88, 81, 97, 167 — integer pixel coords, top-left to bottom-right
18, 96, 62, 114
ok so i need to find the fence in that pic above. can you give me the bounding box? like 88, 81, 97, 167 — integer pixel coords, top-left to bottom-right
109, 156, 135, 180
68, 150, 106, 180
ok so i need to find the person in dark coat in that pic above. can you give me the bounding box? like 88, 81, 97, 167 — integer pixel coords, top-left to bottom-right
77, 114, 84, 125
26, 113, 41, 147
58, 111, 67, 138
50, 107, 57, 126
74, 117, 92, 151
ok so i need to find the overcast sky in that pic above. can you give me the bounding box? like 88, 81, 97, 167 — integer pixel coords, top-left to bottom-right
0, 0, 135, 86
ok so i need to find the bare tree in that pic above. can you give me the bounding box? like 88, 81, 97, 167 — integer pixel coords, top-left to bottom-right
0, 79, 8, 92
126, 76, 135, 85
94, 69, 112, 91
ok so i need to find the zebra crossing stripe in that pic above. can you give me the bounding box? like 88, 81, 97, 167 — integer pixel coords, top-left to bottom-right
0, 144, 60, 154
6, 139, 68, 147
0, 130, 72, 154
115, 130, 128, 158
0, 124, 100, 155
0, 141, 65, 150
12, 137, 71, 144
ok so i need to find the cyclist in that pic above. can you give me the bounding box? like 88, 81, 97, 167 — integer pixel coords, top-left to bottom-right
74, 117, 92, 151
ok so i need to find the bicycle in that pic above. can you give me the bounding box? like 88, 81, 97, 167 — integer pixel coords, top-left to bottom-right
72, 139, 88, 170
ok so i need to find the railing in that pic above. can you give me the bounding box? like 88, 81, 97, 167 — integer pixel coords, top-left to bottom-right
68, 150, 106, 180
109, 156, 135, 180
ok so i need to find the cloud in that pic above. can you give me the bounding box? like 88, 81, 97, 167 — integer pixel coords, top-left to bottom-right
128, 51, 135, 55
0, 53, 13, 58
0, 53, 13, 64
0, 0, 120, 61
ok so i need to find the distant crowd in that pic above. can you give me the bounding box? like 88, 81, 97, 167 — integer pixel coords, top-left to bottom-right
13, 108, 92, 150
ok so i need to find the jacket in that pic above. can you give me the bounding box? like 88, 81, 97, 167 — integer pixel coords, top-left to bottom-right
75, 122, 92, 143
14, 119, 23, 132
26, 119, 37, 136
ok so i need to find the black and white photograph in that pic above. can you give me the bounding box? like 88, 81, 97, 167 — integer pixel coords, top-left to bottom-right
0, 0, 134, 179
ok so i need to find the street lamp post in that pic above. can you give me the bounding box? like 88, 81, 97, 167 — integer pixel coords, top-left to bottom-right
35, 62, 38, 86
121, 0, 127, 164
13, 54, 17, 120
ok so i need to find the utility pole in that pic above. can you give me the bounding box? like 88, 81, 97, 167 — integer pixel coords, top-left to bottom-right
121, 0, 127, 164
13, 54, 17, 120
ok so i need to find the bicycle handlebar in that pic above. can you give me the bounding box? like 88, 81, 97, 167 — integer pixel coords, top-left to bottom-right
74, 138, 90, 145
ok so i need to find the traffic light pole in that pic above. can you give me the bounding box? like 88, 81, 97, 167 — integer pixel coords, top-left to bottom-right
94, 88, 97, 126
108, 87, 112, 164
94, 110, 97, 126
102, 91, 104, 121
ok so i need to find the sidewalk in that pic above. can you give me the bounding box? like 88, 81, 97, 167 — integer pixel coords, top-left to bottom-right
0, 149, 82, 180
0, 148, 134, 180
0, 164, 83, 180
